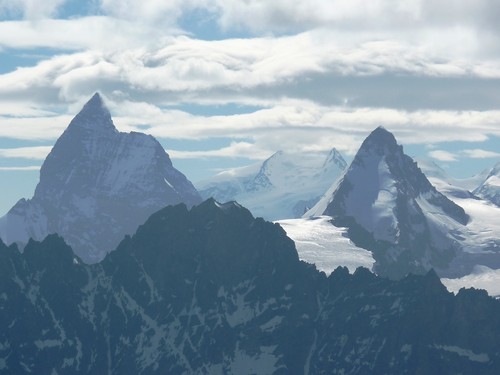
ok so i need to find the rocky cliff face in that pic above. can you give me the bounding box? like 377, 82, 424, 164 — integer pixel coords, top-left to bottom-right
1, 199, 499, 374
307, 127, 469, 279
0, 93, 201, 262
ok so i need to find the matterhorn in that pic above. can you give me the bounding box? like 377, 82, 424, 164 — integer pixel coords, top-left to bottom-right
0, 93, 201, 262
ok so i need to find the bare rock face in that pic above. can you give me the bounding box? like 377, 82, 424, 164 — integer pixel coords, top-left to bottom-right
0, 93, 201, 262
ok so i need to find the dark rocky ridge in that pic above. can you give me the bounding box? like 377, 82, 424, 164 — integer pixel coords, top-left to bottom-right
1, 199, 500, 374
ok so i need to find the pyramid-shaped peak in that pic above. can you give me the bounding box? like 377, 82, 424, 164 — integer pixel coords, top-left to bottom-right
358, 126, 400, 156
79, 92, 107, 115
366, 126, 397, 144
323, 147, 347, 169
86, 92, 104, 106
68, 92, 116, 133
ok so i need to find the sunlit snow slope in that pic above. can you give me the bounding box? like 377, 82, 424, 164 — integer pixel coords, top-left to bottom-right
277, 216, 375, 274
197, 149, 347, 220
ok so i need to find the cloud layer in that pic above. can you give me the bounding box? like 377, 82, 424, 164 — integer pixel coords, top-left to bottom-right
0, 0, 498, 176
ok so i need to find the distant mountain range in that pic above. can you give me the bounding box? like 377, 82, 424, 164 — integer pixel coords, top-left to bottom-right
0, 93, 201, 263
197, 148, 347, 220
2, 199, 500, 374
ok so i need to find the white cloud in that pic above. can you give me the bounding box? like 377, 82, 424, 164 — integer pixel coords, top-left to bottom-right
167, 141, 270, 160
0, 17, 180, 51
214, 0, 422, 33
211, 0, 500, 38
2, 30, 500, 109
99, 0, 215, 25
0, 115, 69, 140
2, 96, 500, 161
0, 0, 66, 19
0, 146, 52, 159
0, 165, 40, 171
0, 1, 499, 171
428, 150, 459, 162
462, 149, 500, 159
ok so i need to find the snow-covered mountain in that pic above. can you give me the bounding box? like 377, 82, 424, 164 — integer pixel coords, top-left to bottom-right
474, 162, 500, 207
196, 148, 347, 220
0, 93, 201, 263
306, 126, 470, 279
414, 158, 486, 199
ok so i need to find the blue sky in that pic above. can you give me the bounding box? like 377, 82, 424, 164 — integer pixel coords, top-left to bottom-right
0, 0, 500, 215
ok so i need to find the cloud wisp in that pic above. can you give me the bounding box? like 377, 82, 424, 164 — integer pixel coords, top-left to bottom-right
0, 145, 52, 159
0, 165, 40, 171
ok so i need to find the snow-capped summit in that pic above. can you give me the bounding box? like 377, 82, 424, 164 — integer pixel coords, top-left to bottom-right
322, 148, 346, 169
196, 148, 347, 220
307, 126, 469, 278
0, 93, 202, 263
474, 162, 500, 207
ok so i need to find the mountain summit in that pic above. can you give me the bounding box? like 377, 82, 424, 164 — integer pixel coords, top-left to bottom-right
65, 92, 116, 133
475, 162, 500, 207
0, 93, 202, 262
307, 126, 469, 278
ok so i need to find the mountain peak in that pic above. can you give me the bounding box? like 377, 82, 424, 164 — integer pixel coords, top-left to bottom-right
1, 92, 202, 263
360, 126, 399, 155
308, 126, 469, 278
67, 92, 116, 133
88, 92, 103, 106
323, 147, 347, 169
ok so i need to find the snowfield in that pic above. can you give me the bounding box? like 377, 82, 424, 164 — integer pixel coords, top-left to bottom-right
276, 216, 375, 274
279, 194, 500, 298
197, 149, 347, 220
442, 266, 500, 298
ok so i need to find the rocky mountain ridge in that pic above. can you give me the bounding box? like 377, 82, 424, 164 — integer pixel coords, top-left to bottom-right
1, 199, 500, 374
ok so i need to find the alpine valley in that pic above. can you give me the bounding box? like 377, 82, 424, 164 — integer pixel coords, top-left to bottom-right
1, 94, 500, 374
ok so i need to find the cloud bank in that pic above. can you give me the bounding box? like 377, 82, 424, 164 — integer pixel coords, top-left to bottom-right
0, 0, 498, 175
